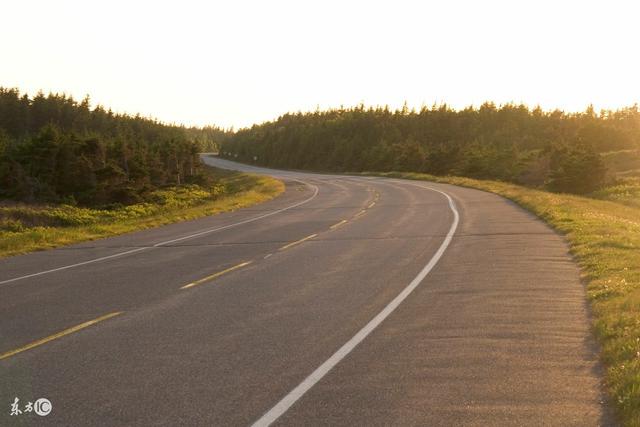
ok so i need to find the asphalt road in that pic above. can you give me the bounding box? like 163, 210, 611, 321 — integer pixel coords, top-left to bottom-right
0, 157, 612, 426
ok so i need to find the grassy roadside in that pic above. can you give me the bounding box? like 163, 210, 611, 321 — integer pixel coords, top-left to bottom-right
369, 171, 639, 426
0, 167, 284, 258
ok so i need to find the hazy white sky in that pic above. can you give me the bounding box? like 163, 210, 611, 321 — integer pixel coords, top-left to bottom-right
2, 0, 639, 128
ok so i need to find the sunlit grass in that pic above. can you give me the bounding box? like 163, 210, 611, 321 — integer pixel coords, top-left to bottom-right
592, 177, 640, 209
0, 168, 284, 258
372, 171, 640, 426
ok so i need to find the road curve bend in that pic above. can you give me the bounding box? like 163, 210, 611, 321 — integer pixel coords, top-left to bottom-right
0, 157, 611, 426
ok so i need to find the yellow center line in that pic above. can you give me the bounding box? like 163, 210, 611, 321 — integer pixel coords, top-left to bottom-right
181, 261, 252, 290
354, 210, 367, 218
0, 311, 123, 361
330, 219, 348, 229
279, 233, 318, 251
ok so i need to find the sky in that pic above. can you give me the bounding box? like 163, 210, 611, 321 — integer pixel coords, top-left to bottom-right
2, 0, 639, 129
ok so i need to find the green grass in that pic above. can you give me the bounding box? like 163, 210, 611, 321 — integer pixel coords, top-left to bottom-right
592, 177, 640, 209
0, 167, 284, 258
368, 171, 640, 426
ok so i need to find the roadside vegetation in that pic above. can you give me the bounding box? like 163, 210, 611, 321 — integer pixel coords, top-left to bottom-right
0, 88, 279, 257
221, 103, 640, 195
0, 166, 283, 258
0, 87, 233, 206
595, 151, 640, 210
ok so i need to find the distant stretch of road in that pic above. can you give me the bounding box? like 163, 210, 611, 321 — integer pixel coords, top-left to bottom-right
0, 156, 611, 425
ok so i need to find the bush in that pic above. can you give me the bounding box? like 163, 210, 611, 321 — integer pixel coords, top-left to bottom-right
546, 144, 607, 194
0, 183, 220, 231
0, 218, 24, 232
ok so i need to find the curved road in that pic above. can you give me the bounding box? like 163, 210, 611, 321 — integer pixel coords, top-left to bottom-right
0, 157, 611, 425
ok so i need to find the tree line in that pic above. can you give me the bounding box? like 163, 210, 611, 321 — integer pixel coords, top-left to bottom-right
0, 88, 231, 206
221, 103, 640, 194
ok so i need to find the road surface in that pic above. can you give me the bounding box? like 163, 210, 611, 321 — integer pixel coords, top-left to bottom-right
0, 157, 612, 425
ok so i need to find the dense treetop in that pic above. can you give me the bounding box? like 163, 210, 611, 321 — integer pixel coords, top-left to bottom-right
221, 103, 640, 193
2, 87, 637, 202
0, 88, 230, 205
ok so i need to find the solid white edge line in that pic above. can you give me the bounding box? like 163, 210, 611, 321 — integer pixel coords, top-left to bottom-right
251, 183, 459, 427
0, 179, 319, 287
152, 180, 318, 246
